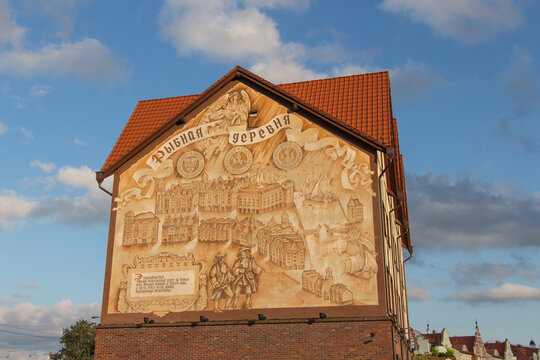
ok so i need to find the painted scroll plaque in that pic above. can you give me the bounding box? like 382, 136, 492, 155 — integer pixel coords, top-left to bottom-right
130, 271, 196, 298
108, 83, 379, 316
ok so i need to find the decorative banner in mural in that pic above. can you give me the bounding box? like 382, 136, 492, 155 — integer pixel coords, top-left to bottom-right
108, 85, 379, 317
147, 113, 296, 169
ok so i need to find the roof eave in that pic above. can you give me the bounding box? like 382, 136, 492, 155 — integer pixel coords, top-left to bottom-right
99, 66, 389, 178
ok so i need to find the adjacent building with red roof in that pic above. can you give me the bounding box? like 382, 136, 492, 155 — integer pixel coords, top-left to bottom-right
413, 325, 538, 360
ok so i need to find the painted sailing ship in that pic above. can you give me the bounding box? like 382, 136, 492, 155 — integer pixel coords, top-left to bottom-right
255, 168, 279, 185
302, 173, 335, 202
342, 237, 377, 279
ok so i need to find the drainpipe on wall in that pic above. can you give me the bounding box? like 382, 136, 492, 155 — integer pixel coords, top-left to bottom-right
399, 228, 412, 360
389, 191, 403, 214
377, 146, 395, 359
96, 171, 113, 196
398, 229, 411, 263
377, 146, 395, 316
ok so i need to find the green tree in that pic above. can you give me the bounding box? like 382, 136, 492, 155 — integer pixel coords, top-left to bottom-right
49, 319, 96, 360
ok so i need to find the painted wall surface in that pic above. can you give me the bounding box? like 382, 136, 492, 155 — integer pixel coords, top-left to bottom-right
107, 84, 379, 316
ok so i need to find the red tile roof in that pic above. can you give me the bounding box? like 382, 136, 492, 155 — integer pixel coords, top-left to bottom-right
277, 73, 393, 146
422, 332, 441, 344
101, 68, 393, 173
103, 94, 199, 172
511, 345, 538, 360
99, 66, 411, 252
485, 341, 506, 357
450, 336, 476, 354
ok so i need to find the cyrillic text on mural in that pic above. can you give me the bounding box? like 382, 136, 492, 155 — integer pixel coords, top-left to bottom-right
117, 252, 207, 316
115, 89, 374, 210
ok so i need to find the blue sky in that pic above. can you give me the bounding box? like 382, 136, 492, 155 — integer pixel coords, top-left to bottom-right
0, 0, 539, 357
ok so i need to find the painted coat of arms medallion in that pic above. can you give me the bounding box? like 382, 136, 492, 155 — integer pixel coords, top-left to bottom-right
223, 146, 253, 174
273, 141, 303, 170
177, 151, 205, 178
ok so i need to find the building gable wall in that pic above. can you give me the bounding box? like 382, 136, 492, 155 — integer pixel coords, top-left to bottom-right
100, 80, 389, 325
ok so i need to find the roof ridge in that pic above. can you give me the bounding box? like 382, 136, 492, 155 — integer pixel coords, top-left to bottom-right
138, 94, 199, 103
277, 70, 389, 86
100, 64, 396, 180
135, 70, 390, 104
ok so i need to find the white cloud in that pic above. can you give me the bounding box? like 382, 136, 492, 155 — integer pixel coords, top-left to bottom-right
12, 293, 29, 299
56, 165, 95, 189
0, 165, 112, 230
32, 166, 111, 225
21, 0, 79, 38
159, 0, 445, 87
0, 190, 37, 230
0, 121, 6, 135
0, 299, 100, 353
19, 283, 40, 290
20, 127, 33, 140
251, 57, 326, 83
389, 61, 448, 100
0, 38, 128, 80
0, 1, 126, 82
159, 0, 321, 83
74, 137, 86, 146
332, 64, 378, 77
447, 283, 540, 304
497, 45, 540, 152
332, 61, 447, 101
379, 0, 523, 44
160, 0, 281, 60
29, 85, 52, 97
451, 262, 515, 286
407, 172, 540, 250
408, 286, 432, 301
30, 160, 56, 173
243, 0, 311, 10
0, 0, 26, 48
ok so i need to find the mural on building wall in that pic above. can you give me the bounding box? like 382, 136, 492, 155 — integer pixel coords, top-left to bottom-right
108, 84, 379, 316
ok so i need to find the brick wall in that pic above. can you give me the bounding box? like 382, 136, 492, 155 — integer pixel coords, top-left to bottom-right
95, 319, 395, 359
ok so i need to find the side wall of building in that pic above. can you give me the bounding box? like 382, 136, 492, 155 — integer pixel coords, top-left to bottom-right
377, 150, 411, 359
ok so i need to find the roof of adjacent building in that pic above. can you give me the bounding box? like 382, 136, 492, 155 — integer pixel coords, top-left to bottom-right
484, 341, 507, 356
421, 329, 450, 344
422, 332, 441, 344
449, 336, 478, 355
511, 344, 538, 360
417, 328, 538, 360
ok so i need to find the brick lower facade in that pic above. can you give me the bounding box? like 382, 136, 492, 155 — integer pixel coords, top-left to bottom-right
95, 318, 398, 359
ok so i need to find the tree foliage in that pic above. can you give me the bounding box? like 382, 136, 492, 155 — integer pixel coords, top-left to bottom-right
49, 319, 96, 360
